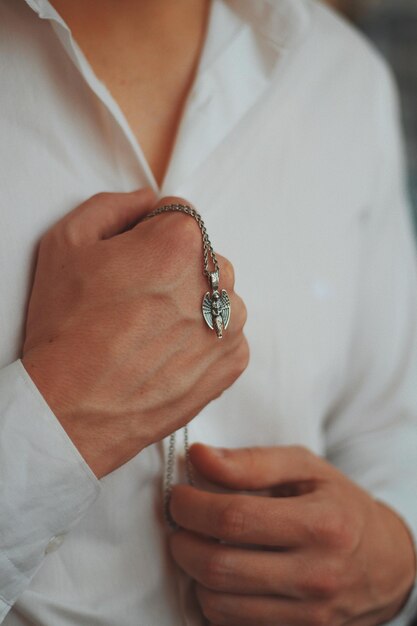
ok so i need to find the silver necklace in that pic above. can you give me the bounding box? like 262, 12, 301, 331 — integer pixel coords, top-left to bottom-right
141, 203, 231, 526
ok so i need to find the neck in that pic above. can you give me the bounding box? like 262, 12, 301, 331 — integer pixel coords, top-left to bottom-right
50, 0, 210, 54
48, 0, 211, 187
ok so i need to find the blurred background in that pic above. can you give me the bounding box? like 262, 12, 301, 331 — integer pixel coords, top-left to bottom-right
325, 0, 417, 229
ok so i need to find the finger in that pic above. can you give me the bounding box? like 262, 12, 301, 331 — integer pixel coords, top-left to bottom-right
58, 188, 157, 244
129, 197, 236, 292
130, 194, 201, 234
170, 530, 306, 598
216, 253, 235, 288
189, 444, 330, 491
125, 195, 245, 334
170, 485, 312, 547
229, 293, 247, 333
196, 585, 326, 626
125, 193, 208, 268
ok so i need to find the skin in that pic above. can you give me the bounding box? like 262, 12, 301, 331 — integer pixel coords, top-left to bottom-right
170, 444, 417, 626
23, 0, 416, 622
22, 190, 249, 478
50, 0, 211, 186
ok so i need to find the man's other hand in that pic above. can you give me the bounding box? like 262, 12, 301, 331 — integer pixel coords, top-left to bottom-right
170, 444, 416, 626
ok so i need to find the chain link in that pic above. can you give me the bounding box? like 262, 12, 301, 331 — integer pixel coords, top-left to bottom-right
142, 203, 219, 278
163, 428, 196, 528
141, 203, 217, 527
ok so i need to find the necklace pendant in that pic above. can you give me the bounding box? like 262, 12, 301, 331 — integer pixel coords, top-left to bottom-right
202, 272, 231, 339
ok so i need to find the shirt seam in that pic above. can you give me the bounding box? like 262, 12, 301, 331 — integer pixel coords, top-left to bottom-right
0, 596, 11, 608
0, 549, 31, 586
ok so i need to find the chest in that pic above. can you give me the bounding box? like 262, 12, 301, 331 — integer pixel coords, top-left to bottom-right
66, 24, 204, 188
0, 10, 375, 451
0, 101, 367, 458
93, 67, 190, 187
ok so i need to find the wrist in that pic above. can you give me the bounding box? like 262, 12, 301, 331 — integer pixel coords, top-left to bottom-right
373, 500, 416, 621
22, 344, 80, 422
21, 348, 145, 478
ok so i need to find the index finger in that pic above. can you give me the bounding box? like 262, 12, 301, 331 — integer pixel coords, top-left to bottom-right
170, 485, 314, 547
58, 189, 157, 245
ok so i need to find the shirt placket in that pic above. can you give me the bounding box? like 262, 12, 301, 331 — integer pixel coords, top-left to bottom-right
24, 0, 160, 191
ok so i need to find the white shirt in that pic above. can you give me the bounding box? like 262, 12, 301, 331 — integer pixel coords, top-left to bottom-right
0, 0, 416, 624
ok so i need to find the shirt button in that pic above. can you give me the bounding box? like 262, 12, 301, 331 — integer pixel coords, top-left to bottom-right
45, 534, 66, 554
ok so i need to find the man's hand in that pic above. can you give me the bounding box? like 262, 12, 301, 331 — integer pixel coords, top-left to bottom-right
170, 444, 416, 626
22, 191, 249, 477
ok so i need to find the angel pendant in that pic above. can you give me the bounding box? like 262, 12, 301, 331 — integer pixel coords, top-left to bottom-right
202, 288, 231, 339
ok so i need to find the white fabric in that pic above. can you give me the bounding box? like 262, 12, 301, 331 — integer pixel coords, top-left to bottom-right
0, 0, 416, 623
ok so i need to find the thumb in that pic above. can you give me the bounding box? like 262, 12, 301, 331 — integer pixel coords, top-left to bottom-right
59, 188, 158, 245
189, 443, 326, 491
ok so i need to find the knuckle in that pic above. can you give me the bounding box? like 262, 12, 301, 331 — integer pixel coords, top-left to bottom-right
38, 227, 55, 252
159, 195, 190, 207
312, 511, 353, 550
308, 511, 331, 545
287, 445, 319, 478
155, 196, 200, 246
42, 219, 78, 250
89, 191, 112, 204
61, 220, 81, 247
203, 549, 231, 591
220, 258, 235, 286
233, 297, 248, 331
180, 217, 202, 249
301, 567, 340, 599
216, 499, 247, 541
329, 517, 354, 550
229, 338, 250, 380
40, 219, 71, 253
241, 300, 248, 328
167, 215, 201, 257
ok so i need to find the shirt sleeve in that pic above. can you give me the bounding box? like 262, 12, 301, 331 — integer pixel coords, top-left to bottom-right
0, 359, 101, 622
324, 62, 417, 624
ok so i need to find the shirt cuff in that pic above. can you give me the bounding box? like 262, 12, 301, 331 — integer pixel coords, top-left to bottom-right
0, 600, 10, 624
0, 359, 101, 616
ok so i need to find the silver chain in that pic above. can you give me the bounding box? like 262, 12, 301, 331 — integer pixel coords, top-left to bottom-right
141, 203, 219, 526
142, 203, 220, 278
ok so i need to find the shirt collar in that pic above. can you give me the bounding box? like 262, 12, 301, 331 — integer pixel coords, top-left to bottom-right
166, 0, 312, 193
23, 0, 311, 61
22, 0, 311, 194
